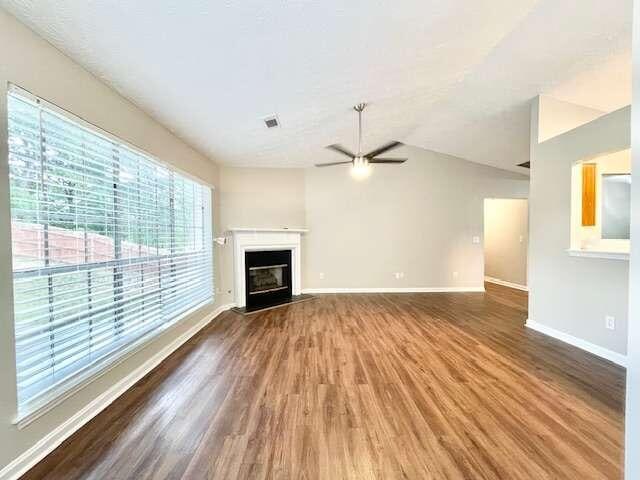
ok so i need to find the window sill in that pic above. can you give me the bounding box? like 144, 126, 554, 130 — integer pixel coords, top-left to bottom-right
566, 249, 629, 261
13, 298, 214, 429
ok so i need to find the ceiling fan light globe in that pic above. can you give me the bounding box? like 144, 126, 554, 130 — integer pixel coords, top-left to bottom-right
351, 156, 371, 180
350, 165, 371, 180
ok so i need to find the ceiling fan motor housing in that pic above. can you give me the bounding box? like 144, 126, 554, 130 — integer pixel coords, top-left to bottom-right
353, 156, 368, 168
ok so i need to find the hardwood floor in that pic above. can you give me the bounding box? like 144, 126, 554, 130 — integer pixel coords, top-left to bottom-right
22, 284, 625, 479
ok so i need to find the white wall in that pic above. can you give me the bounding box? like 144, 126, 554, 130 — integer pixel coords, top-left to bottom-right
303, 146, 529, 290
528, 96, 630, 357
484, 199, 528, 287
0, 9, 230, 474
625, 1, 640, 477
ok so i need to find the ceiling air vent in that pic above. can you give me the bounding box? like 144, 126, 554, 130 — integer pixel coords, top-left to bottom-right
263, 115, 280, 129
517, 161, 530, 169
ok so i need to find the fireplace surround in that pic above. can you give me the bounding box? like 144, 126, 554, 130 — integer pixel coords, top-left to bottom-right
228, 228, 307, 310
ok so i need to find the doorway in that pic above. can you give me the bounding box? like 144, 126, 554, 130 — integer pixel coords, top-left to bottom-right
483, 198, 529, 291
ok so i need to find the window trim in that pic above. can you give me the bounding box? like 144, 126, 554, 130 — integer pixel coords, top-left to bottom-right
7, 83, 216, 426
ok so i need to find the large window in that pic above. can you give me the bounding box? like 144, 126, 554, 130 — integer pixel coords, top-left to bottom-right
7, 85, 213, 416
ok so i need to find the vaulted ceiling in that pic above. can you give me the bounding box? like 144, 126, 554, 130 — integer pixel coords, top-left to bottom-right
0, 0, 632, 173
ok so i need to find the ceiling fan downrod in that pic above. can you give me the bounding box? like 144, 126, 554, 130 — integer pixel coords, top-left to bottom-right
354, 103, 366, 157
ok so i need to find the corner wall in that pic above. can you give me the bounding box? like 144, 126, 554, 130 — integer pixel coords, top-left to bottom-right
528, 96, 630, 358
0, 9, 230, 475
216, 166, 307, 301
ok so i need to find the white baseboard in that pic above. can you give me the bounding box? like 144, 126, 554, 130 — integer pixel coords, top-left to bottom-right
525, 319, 627, 367
302, 286, 485, 294
484, 276, 528, 291
0, 303, 236, 480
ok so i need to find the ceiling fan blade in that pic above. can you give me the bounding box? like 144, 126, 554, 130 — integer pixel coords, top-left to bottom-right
326, 144, 356, 159
364, 141, 403, 159
368, 158, 407, 164
314, 160, 353, 167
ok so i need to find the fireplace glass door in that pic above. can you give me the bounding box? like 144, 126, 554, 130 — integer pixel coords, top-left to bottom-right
249, 264, 287, 295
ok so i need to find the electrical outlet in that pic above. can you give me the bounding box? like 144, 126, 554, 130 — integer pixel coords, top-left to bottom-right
519, 235, 524, 243
319, 272, 325, 280
399, 272, 405, 279
605, 316, 615, 330
472, 236, 481, 244
452, 271, 459, 278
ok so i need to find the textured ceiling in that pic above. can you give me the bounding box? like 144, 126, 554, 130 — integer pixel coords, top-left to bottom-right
0, 0, 632, 173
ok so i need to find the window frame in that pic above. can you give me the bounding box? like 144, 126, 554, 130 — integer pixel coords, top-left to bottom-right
7, 84, 216, 427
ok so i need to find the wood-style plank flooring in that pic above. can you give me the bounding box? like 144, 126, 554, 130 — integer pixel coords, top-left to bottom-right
22, 283, 625, 479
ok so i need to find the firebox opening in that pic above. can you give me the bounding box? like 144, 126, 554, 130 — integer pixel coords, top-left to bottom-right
245, 250, 292, 310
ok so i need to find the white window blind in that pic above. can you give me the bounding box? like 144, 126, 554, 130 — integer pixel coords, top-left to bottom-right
7, 86, 214, 414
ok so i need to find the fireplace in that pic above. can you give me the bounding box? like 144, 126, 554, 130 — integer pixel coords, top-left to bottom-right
245, 250, 292, 309
228, 228, 308, 312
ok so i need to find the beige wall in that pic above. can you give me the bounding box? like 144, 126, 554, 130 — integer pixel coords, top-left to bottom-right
537, 95, 605, 142
219, 150, 529, 292
303, 146, 529, 290
219, 167, 306, 230
0, 9, 230, 472
484, 199, 528, 286
528, 96, 630, 355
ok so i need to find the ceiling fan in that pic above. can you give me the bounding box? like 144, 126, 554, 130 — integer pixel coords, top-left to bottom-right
315, 103, 407, 178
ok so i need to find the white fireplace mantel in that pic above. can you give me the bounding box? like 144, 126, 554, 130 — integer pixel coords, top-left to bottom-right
227, 228, 307, 308
227, 227, 308, 234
